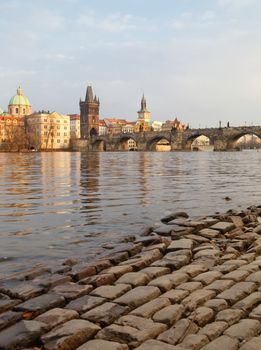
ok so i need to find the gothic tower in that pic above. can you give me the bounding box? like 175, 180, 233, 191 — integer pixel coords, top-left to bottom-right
80, 85, 100, 138
135, 94, 151, 132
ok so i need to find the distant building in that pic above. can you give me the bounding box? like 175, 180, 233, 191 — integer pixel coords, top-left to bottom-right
8, 86, 32, 118
134, 94, 151, 132
162, 118, 187, 131
151, 120, 163, 132
104, 118, 128, 135
69, 114, 80, 139
79, 85, 100, 138
122, 122, 136, 133
25, 111, 70, 150
99, 120, 108, 136
0, 115, 24, 146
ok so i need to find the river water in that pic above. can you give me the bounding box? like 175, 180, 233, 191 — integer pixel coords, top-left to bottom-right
0, 151, 260, 277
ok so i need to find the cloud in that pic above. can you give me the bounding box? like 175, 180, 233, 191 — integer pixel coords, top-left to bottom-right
77, 11, 152, 32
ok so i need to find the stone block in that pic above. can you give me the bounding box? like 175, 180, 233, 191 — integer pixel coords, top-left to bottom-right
157, 318, 198, 345
101, 265, 133, 279
193, 271, 222, 285
152, 304, 184, 326
233, 292, 261, 313
96, 315, 167, 348
182, 289, 216, 311
249, 304, 261, 320
222, 269, 249, 282
160, 289, 189, 303
79, 274, 116, 287
204, 299, 228, 312
148, 272, 188, 292
167, 239, 194, 251
130, 297, 171, 318
198, 229, 220, 239
14, 293, 65, 316
140, 266, 171, 279
0, 281, 44, 301
32, 274, 72, 289
51, 282, 93, 301
69, 265, 97, 282
215, 309, 243, 325
246, 271, 261, 284
90, 284, 131, 300
76, 339, 128, 350
0, 320, 47, 350
41, 319, 100, 350
177, 282, 203, 292
200, 335, 239, 350
198, 321, 228, 341
189, 307, 214, 327
217, 282, 257, 304
224, 319, 260, 341
151, 255, 190, 270
210, 222, 235, 233
114, 286, 161, 309
135, 339, 182, 349
35, 308, 79, 330
115, 272, 150, 287
240, 337, 261, 350
0, 297, 21, 313
180, 334, 209, 350
205, 279, 235, 293
65, 295, 105, 314
81, 302, 129, 326
0, 310, 23, 331
180, 264, 208, 277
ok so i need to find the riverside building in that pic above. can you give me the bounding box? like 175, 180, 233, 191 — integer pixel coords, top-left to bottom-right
25, 111, 70, 150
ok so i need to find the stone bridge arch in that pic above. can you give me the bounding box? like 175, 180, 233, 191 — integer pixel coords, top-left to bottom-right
185, 133, 214, 151
147, 136, 171, 151
226, 131, 261, 150
116, 135, 138, 151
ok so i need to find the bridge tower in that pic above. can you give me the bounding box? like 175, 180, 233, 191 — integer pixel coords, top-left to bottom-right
80, 85, 100, 139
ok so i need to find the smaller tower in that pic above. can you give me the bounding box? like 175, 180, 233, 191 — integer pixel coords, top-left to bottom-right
8, 86, 32, 117
79, 85, 100, 138
135, 94, 151, 132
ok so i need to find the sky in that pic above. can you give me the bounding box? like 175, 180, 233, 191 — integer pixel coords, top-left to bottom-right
0, 0, 261, 127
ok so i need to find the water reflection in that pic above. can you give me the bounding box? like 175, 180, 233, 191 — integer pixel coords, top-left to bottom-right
0, 151, 260, 276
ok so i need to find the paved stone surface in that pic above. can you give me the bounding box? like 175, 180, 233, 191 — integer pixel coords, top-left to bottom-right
1, 205, 261, 350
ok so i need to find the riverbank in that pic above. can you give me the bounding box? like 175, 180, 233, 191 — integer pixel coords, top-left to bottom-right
0, 205, 261, 349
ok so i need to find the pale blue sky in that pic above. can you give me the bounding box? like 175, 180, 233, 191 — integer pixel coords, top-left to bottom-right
0, 0, 261, 127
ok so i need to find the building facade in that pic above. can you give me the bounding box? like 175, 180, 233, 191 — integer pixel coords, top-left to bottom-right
162, 118, 187, 131
8, 86, 32, 117
69, 114, 80, 139
25, 111, 70, 150
79, 86, 100, 138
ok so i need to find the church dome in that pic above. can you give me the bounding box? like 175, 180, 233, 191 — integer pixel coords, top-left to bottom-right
9, 86, 31, 107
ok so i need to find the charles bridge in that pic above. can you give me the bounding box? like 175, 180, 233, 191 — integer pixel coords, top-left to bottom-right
76, 126, 261, 151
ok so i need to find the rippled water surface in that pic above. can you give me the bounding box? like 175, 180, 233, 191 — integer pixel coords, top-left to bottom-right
0, 151, 260, 276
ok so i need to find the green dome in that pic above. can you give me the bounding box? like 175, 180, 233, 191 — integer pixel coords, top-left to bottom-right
9, 86, 31, 107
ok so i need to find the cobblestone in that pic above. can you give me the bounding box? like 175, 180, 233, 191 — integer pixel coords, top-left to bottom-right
1, 205, 260, 350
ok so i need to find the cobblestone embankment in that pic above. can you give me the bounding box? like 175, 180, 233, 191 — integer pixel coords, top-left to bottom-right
0, 206, 261, 350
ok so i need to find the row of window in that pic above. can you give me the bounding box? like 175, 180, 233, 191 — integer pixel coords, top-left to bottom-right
43, 119, 68, 123
43, 125, 68, 130
43, 132, 68, 136
43, 139, 68, 144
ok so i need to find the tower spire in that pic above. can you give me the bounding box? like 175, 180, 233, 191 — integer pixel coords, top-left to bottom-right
85, 86, 94, 102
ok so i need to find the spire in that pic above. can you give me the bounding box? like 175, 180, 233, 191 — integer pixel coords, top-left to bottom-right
86, 86, 94, 102
17, 86, 23, 96
140, 93, 148, 112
